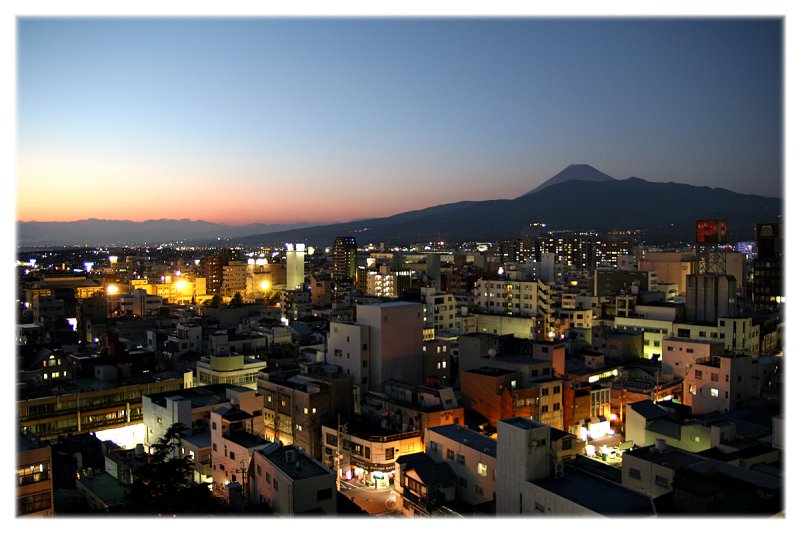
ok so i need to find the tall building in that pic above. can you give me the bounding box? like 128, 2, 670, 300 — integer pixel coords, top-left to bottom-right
685, 274, 736, 324
285, 243, 306, 290
201, 249, 232, 295
753, 223, 783, 306
332, 237, 357, 282
326, 301, 424, 396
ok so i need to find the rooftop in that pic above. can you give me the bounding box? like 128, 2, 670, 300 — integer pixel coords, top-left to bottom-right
397, 452, 458, 488
464, 366, 517, 377
624, 445, 706, 471
500, 416, 548, 431
532, 468, 655, 516
263, 445, 332, 480
145, 384, 250, 409
428, 425, 497, 457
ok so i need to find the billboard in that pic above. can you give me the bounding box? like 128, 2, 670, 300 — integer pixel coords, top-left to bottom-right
696, 219, 728, 244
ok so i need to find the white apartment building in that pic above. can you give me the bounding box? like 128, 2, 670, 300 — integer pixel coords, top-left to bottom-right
421, 287, 456, 331
426, 425, 497, 505
210, 402, 269, 496
476, 279, 539, 317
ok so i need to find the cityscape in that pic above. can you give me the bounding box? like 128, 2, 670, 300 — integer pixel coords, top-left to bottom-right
14, 17, 785, 519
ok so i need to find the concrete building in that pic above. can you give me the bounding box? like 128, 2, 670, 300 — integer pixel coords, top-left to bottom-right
496, 417, 654, 516
17, 434, 54, 516
280, 289, 312, 321
475, 279, 541, 317
195, 353, 267, 390
119, 289, 163, 317
421, 287, 456, 331
142, 384, 260, 454
251, 444, 337, 515
331, 236, 357, 283
426, 424, 497, 506
285, 243, 306, 290
753, 223, 782, 306
258, 363, 353, 459
221, 261, 248, 297
593, 269, 655, 298
210, 401, 269, 497
321, 419, 424, 488
685, 274, 737, 323
682, 353, 753, 415
661, 335, 726, 380
326, 302, 424, 396
460, 367, 564, 431
638, 251, 695, 296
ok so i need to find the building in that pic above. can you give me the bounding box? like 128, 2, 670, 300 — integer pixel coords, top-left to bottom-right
280, 289, 312, 321
460, 367, 564, 430
201, 250, 232, 295
321, 418, 424, 488
475, 279, 542, 317
251, 444, 337, 515
421, 287, 456, 332
638, 251, 695, 296
593, 269, 654, 298
326, 302, 424, 396
496, 417, 654, 516
258, 364, 353, 459
17, 434, 54, 516
332, 236, 357, 282
753, 223, 783, 306
682, 353, 753, 415
661, 335, 726, 380
221, 261, 248, 297
285, 243, 306, 290
119, 289, 163, 317
19, 371, 190, 441
142, 384, 261, 453
195, 354, 267, 390
395, 452, 457, 516
209, 402, 269, 497
426, 424, 497, 506
685, 274, 737, 323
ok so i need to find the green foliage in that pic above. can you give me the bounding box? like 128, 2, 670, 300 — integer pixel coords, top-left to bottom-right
124, 423, 226, 515
230, 292, 244, 307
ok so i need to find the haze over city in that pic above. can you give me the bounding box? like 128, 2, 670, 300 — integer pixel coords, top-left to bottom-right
17, 17, 782, 226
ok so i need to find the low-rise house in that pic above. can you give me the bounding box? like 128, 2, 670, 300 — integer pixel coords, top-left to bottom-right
395, 452, 457, 517
251, 444, 337, 515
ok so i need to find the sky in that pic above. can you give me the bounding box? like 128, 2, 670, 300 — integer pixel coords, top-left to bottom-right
16, 17, 783, 226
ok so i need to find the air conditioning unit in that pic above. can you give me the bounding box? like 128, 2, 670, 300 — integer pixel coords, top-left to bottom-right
554, 460, 564, 479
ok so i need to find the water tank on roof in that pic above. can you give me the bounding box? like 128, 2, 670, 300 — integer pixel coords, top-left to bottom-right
654, 438, 667, 452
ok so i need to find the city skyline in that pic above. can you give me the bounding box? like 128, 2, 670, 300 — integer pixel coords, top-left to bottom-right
17, 17, 782, 226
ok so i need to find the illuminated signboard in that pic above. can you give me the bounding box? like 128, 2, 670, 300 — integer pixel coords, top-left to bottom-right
696, 220, 728, 244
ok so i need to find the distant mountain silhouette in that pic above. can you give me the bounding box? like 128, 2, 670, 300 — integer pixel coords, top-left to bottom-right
17, 165, 782, 247
16, 218, 321, 246
234, 171, 781, 247
521, 163, 616, 196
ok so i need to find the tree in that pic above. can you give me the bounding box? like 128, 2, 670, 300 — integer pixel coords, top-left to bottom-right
204, 294, 222, 307
230, 292, 243, 307
124, 423, 225, 515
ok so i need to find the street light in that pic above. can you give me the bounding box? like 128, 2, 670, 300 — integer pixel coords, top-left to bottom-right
260, 280, 269, 298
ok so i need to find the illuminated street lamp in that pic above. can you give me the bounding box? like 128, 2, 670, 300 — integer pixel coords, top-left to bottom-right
260, 280, 269, 298
106, 285, 119, 295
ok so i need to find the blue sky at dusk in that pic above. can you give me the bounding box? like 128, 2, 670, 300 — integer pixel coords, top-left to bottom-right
16, 17, 782, 225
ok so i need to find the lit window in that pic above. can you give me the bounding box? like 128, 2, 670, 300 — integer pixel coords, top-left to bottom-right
477, 462, 488, 477
710, 388, 719, 398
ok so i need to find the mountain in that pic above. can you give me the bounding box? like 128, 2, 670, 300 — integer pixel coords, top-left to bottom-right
521, 163, 616, 196
234, 174, 781, 247
16, 218, 322, 247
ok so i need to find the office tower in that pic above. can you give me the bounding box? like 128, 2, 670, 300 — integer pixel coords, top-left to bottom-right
332, 236, 357, 282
